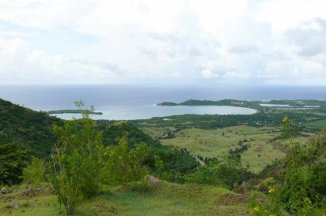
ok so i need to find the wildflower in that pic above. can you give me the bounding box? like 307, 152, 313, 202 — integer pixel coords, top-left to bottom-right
253, 206, 260, 212
283, 116, 289, 122
304, 197, 311, 204
268, 186, 275, 193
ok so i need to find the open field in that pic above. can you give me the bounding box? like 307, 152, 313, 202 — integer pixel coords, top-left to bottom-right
140, 125, 312, 173
0, 182, 249, 216
305, 119, 326, 129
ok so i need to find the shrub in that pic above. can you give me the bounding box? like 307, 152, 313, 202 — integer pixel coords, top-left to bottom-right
50, 117, 104, 215
0, 143, 30, 185
22, 157, 46, 185
185, 158, 253, 189
103, 137, 148, 186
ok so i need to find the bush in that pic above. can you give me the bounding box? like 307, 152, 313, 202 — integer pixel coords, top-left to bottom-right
50, 117, 104, 215
103, 137, 148, 186
22, 157, 46, 185
0, 143, 30, 185
185, 159, 253, 189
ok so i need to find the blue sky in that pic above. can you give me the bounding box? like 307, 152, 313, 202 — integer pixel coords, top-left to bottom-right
0, 0, 326, 85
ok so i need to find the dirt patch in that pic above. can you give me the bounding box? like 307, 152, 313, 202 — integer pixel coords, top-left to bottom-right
216, 205, 249, 216
272, 142, 286, 152
215, 193, 250, 206
92, 203, 118, 215
254, 144, 263, 153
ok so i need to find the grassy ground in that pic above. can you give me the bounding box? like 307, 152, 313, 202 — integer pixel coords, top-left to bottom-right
146, 125, 311, 173
305, 119, 326, 129
0, 182, 249, 216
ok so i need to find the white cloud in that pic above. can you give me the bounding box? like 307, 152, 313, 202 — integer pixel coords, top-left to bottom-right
0, 0, 325, 85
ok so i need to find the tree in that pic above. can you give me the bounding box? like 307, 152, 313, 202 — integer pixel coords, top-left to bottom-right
0, 143, 30, 185
50, 104, 104, 215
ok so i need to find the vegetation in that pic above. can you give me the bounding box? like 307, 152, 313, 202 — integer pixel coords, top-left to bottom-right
99, 121, 198, 178
0, 98, 62, 157
249, 117, 326, 215
1, 98, 326, 215
0, 143, 30, 185
47, 109, 103, 115
22, 157, 46, 186
50, 116, 105, 214
158, 99, 326, 109
102, 137, 148, 185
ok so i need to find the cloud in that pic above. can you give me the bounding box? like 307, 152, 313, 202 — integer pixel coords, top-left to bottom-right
0, 0, 326, 85
229, 44, 259, 54
286, 19, 326, 57
285, 18, 326, 68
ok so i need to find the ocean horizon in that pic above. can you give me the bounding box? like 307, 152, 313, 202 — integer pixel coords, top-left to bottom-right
1, 84, 326, 120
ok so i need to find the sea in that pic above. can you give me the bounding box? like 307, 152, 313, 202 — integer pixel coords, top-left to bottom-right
1, 84, 326, 120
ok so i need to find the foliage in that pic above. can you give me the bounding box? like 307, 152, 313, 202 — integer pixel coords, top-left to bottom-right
0, 143, 30, 185
153, 155, 174, 181
228, 141, 250, 163
0, 98, 62, 157
22, 157, 46, 185
100, 121, 198, 176
131, 111, 313, 129
252, 127, 326, 215
50, 117, 104, 215
185, 156, 254, 189
102, 136, 148, 185
249, 190, 285, 216
184, 137, 254, 189
280, 116, 301, 139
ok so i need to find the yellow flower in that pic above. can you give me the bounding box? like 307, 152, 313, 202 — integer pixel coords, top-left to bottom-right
304, 197, 312, 204
283, 116, 289, 122
268, 187, 275, 193
253, 206, 260, 212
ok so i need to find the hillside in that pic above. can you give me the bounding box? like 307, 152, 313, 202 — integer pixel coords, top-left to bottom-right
0, 99, 197, 184
0, 98, 62, 157
0, 181, 249, 216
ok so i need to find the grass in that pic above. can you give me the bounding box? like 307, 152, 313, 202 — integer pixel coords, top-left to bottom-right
305, 119, 326, 129
155, 125, 312, 173
0, 182, 249, 216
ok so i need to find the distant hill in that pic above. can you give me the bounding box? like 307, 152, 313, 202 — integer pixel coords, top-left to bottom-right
0, 98, 62, 157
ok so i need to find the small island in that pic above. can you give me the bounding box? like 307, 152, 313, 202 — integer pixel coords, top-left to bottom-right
47, 109, 103, 115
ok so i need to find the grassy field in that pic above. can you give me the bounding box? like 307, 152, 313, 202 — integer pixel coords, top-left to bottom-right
0, 182, 249, 216
305, 119, 326, 129
141, 125, 311, 173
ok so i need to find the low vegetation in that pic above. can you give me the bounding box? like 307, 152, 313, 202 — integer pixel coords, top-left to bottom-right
0, 98, 325, 215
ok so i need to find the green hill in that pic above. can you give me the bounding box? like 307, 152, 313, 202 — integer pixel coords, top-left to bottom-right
0, 98, 62, 157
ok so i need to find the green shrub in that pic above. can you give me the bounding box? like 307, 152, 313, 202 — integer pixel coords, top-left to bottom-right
185, 158, 253, 189
50, 117, 104, 215
22, 157, 46, 185
103, 137, 148, 186
0, 143, 30, 185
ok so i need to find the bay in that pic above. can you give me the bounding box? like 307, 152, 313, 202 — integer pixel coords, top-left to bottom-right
1, 84, 326, 120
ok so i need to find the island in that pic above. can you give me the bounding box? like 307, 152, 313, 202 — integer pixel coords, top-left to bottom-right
158, 99, 325, 110
47, 109, 103, 115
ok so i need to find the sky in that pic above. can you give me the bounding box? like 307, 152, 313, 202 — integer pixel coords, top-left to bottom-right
0, 0, 326, 85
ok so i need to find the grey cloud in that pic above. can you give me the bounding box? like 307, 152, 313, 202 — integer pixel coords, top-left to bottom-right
69, 59, 122, 74
286, 18, 326, 57
147, 32, 220, 60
